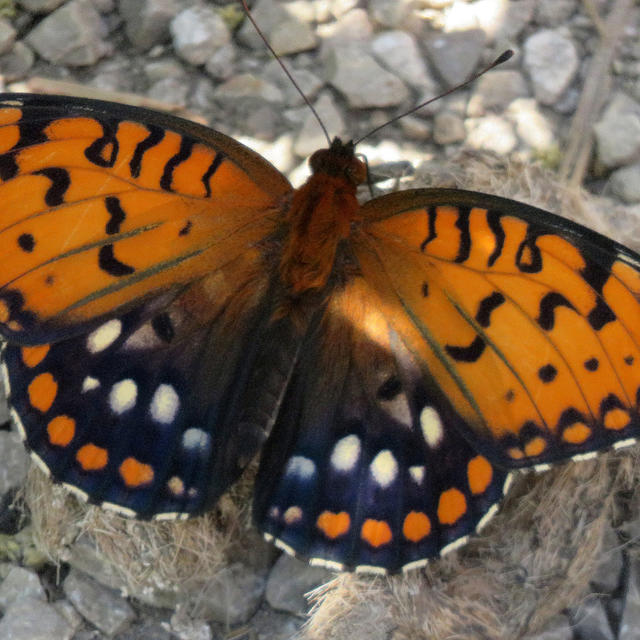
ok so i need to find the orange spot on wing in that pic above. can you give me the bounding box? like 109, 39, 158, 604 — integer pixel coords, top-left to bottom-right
44, 116, 104, 140
0, 107, 21, 127
167, 476, 185, 496
361, 518, 393, 547
524, 436, 546, 457
0, 123, 19, 154
21, 345, 50, 368
604, 408, 631, 431
284, 506, 303, 525
28, 372, 57, 412
437, 488, 467, 525
76, 443, 108, 471
119, 457, 154, 487
402, 511, 431, 542
507, 447, 524, 460
316, 510, 350, 539
47, 415, 75, 447
562, 422, 591, 444
467, 455, 493, 495
0, 299, 9, 323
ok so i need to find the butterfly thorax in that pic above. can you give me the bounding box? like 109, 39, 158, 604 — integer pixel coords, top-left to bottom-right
279, 139, 367, 294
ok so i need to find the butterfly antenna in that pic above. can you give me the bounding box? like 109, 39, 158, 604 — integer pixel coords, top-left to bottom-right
239, 0, 332, 146
354, 49, 514, 145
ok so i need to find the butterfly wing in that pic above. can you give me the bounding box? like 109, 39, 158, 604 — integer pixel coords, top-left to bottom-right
0, 94, 299, 517
0, 93, 291, 342
353, 189, 640, 468
254, 276, 511, 573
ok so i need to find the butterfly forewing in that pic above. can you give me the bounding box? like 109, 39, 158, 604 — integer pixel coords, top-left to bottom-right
355, 189, 640, 468
0, 94, 291, 343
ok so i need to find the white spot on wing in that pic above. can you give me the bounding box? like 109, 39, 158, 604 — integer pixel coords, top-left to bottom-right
182, 427, 211, 452
355, 564, 387, 575
409, 465, 425, 484
571, 451, 598, 462
309, 557, 344, 571
10, 407, 26, 440
149, 383, 180, 424
502, 472, 514, 496
369, 449, 398, 488
1, 358, 11, 396
330, 434, 361, 472
274, 538, 296, 556
285, 455, 316, 479
81, 376, 100, 393
420, 406, 444, 448
62, 482, 89, 502
476, 503, 499, 532
402, 558, 429, 573
87, 319, 122, 354
533, 463, 551, 473
440, 535, 469, 556
109, 379, 137, 414
613, 438, 637, 450
101, 501, 137, 518
30, 451, 50, 476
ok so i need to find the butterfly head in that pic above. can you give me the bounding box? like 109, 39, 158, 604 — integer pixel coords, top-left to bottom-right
309, 138, 367, 186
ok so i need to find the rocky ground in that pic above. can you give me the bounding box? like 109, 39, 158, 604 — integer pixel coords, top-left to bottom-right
0, 0, 639, 638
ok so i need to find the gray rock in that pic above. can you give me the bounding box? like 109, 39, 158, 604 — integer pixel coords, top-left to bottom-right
371, 30, 436, 91
52, 600, 83, 636
249, 605, 305, 639
370, 0, 414, 28
466, 115, 517, 154
171, 5, 231, 66
269, 16, 317, 56
522, 614, 573, 640
474, 0, 535, 43
467, 70, 529, 116
433, 111, 466, 145
170, 612, 212, 640
17, 0, 65, 12
264, 61, 323, 107
571, 597, 615, 640
192, 563, 266, 625
522, 28, 579, 106
204, 42, 236, 80
317, 8, 373, 49
535, 0, 578, 25
620, 558, 640, 639
215, 73, 284, 104
0, 19, 15, 56
424, 29, 486, 87
0, 41, 35, 82
63, 569, 135, 636
237, 0, 291, 50
25, 0, 110, 66
0, 566, 45, 611
0, 596, 74, 640
114, 621, 173, 640
594, 92, 640, 168
326, 45, 410, 108
399, 115, 432, 141
0, 431, 29, 496
507, 98, 556, 150
266, 554, 334, 614
610, 164, 640, 204
147, 76, 189, 107
119, 0, 182, 51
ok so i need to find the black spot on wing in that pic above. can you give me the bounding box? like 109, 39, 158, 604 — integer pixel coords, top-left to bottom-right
475, 291, 505, 328
17, 233, 34, 252
454, 207, 471, 263
98, 245, 135, 277
537, 292, 575, 331
587, 297, 616, 330
515, 228, 543, 273
377, 375, 402, 400
130, 125, 164, 179
84, 120, 119, 168
538, 364, 557, 383
201, 152, 225, 198
151, 313, 174, 343
584, 358, 599, 371
34, 167, 70, 206
161, 137, 194, 192
445, 336, 485, 362
420, 207, 437, 252
105, 196, 127, 235
486, 210, 505, 268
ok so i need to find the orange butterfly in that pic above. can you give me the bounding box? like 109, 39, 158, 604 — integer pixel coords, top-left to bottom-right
0, 93, 638, 574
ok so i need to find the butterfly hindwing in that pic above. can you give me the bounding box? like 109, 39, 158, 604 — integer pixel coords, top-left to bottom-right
0, 94, 291, 343
353, 189, 640, 469
254, 277, 510, 573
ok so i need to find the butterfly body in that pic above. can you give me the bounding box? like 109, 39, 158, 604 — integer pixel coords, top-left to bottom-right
0, 93, 638, 573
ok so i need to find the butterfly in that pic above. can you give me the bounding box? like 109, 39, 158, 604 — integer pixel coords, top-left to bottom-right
0, 93, 638, 575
